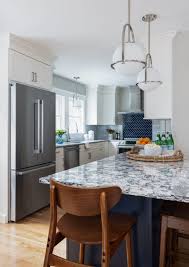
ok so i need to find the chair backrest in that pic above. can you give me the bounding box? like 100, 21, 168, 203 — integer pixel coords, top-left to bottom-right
50, 179, 122, 216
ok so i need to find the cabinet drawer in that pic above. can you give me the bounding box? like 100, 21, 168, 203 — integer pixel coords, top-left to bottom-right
56, 148, 64, 159
56, 158, 64, 172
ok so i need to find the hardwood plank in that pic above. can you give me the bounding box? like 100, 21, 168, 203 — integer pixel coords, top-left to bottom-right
0, 207, 66, 267
0, 207, 189, 267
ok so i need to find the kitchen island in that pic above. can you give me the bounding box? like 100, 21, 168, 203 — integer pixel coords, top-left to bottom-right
40, 153, 189, 267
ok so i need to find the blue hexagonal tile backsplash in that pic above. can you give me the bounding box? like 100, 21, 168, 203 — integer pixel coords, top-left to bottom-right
122, 113, 152, 139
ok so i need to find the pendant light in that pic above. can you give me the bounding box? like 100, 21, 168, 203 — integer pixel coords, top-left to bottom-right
137, 14, 162, 91
111, 0, 145, 76
73, 76, 81, 108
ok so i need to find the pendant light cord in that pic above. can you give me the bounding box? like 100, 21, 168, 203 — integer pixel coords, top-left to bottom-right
148, 20, 150, 55
128, 0, 131, 42
146, 18, 152, 68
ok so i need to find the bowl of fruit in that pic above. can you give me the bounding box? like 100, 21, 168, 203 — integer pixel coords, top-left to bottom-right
135, 137, 151, 148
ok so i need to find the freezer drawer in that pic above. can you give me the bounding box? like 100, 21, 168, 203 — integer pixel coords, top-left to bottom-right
11, 163, 55, 222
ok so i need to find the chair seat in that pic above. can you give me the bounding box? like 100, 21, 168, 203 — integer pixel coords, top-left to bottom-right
57, 213, 136, 244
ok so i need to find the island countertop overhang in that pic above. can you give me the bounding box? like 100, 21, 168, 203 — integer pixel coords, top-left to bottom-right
40, 153, 189, 203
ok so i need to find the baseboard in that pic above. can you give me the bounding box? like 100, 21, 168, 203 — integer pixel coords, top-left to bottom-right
0, 213, 8, 223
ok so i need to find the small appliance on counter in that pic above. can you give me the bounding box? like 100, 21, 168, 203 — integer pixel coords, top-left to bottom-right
88, 130, 94, 141
116, 132, 121, 140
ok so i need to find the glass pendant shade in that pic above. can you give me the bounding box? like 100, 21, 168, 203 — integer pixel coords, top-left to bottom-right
73, 76, 81, 108
111, 0, 145, 77
112, 42, 145, 75
73, 97, 81, 108
137, 14, 162, 91
137, 67, 162, 91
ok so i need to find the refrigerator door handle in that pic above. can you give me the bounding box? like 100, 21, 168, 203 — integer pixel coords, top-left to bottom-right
16, 163, 56, 176
34, 99, 41, 154
40, 99, 44, 153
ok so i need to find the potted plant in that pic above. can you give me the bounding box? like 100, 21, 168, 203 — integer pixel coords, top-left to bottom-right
106, 128, 115, 140
56, 129, 67, 144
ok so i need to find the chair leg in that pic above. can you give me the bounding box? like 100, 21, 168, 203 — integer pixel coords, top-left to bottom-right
159, 216, 168, 267
79, 243, 85, 264
43, 232, 56, 267
125, 230, 133, 267
101, 243, 110, 267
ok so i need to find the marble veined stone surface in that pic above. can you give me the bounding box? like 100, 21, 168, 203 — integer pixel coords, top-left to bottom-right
40, 153, 189, 203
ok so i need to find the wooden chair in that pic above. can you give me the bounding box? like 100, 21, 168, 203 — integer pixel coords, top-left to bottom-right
43, 179, 136, 267
159, 201, 189, 267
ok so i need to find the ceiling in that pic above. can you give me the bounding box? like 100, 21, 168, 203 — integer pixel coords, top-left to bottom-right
0, 0, 189, 86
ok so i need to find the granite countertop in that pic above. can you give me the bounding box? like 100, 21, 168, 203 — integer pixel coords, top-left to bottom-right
56, 140, 107, 148
40, 153, 189, 203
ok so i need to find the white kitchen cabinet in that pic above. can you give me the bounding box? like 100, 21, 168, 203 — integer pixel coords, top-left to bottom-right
86, 85, 117, 125
79, 142, 107, 165
9, 49, 53, 90
56, 147, 64, 172
108, 140, 119, 156
144, 33, 174, 120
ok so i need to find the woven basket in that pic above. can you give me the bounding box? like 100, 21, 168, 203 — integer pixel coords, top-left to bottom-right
126, 149, 184, 162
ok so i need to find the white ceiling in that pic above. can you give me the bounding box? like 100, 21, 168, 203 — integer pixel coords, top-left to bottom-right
1, 0, 189, 86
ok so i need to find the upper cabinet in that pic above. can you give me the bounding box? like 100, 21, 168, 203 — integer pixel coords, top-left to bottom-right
8, 34, 53, 91
144, 33, 175, 120
86, 85, 117, 125
9, 50, 53, 90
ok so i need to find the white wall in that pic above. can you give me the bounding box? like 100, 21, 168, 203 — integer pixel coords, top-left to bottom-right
0, 33, 10, 223
172, 32, 189, 158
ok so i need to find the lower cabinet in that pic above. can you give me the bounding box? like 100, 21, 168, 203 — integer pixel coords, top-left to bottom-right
108, 141, 119, 156
56, 141, 119, 170
79, 142, 108, 165
56, 147, 64, 172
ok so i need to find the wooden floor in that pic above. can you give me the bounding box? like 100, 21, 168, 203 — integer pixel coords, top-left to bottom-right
0, 207, 66, 267
0, 207, 188, 267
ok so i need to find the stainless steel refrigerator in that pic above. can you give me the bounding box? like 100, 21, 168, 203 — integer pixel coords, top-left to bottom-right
10, 83, 56, 221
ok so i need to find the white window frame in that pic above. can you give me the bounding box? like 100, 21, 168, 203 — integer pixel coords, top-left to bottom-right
54, 88, 86, 134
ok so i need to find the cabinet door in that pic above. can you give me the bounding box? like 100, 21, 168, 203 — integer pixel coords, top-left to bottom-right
32, 59, 53, 90
9, 49, 34, 85
102, 92, 116, 125
97, 88, 116, 125
79, 150, 92, 165
9, 49, 52, 90
91, 148, 104, 161
144, 35, 172, 119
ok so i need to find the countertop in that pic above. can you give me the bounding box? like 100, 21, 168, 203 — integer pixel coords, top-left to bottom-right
39, 153, 189, 203
56, 139, 107, 148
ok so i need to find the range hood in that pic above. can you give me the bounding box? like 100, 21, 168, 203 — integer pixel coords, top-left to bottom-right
117, 86, 144, 114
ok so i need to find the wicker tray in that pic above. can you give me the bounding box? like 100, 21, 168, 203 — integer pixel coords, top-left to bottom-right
126, 150, 184, 162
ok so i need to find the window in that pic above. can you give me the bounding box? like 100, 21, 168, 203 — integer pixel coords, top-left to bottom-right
68, 97, 85, 134
55, 89, 85, 134
56, 94, 65, 130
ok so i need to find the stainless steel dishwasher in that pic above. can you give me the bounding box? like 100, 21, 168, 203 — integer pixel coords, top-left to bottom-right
64, 145, 79, 170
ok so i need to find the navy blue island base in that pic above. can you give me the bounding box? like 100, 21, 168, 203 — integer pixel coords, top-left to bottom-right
67, 195, 163, 267
39, 154, 189, 267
